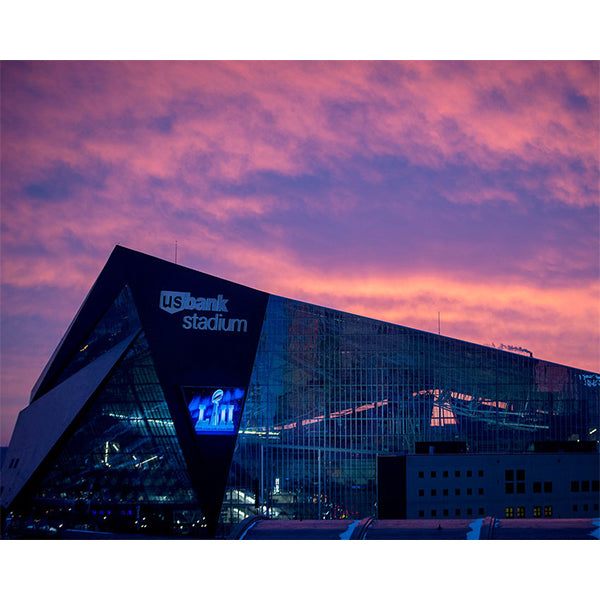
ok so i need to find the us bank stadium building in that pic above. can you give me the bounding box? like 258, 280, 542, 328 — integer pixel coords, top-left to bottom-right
1, 246, 599, 538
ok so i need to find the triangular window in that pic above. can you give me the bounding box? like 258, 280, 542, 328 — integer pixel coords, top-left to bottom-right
54, 285, 142, 386
27, 333, 204, 535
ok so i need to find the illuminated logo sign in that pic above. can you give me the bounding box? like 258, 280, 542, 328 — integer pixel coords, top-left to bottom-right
160, 291, 228, 314
159, 290, 247, 332
184, 387, 245, 435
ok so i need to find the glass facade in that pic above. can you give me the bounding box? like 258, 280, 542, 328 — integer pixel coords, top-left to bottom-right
4, 249, 598, 538
219, 295, 599, 534
17, 332, 204, 536
54, 285, 142, 386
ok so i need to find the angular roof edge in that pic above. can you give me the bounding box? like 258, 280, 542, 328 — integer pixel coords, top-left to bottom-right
30, 244, 600, 402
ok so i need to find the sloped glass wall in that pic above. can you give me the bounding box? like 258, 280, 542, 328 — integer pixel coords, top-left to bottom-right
219, 295, 599, 534
18, 333, 204, 536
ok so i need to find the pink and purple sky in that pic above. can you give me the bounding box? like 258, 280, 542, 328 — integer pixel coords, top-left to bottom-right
1, 60, 599, 445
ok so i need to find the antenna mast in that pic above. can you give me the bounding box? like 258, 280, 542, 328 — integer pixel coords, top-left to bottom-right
174, 240, 178, 264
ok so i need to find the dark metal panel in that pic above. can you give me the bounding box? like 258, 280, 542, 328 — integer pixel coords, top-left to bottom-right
377, 455, 407, 519
116, 246, 270, 536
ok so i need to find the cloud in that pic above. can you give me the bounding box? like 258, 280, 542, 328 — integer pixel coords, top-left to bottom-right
3, 61, 598, 200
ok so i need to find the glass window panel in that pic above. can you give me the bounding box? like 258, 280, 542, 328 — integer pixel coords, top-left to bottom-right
218, 294, 600, 535
54, 285, 142, 386
23, 333, 203, 536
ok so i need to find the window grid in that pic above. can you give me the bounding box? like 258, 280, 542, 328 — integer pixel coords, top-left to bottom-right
219, 295, 600, 534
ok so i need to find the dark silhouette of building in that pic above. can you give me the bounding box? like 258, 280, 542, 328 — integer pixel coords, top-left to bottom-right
1, 246, 598, 538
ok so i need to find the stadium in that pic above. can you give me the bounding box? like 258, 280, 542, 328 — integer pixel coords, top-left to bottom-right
1, 246, 598, 538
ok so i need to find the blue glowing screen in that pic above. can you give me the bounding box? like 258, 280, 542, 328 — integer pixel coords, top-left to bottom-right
184, 387, 245, 435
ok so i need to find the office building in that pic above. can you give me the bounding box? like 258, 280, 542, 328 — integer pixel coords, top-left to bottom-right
377, 449, 599, 520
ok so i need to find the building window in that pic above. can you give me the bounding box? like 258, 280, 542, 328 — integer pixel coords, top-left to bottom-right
431, 489, 437, 496
544, 506, 552, 517
594, 504, 598, 511
516, 482, 525, 494
418, 489, 424, 497
505, 507, 514, 518
419, 510, 424, 517
533, 506, 542, 517
516, 469, 525, 481
533, 481, 542, 493
455, 489, 460, 496
505, 469, 514, 481
442, 488, 448, 496
467, 488, 473, 495
431, 471, 437, 478
544, 482, 552, 493
443, 509, 449, 516
582, 481, 589, 492
443, 471, 448, 478
516, 506, 525, 518
583, 504, 588, 511
431, 510, 437, 517
478, 508, 484, 515
455, 508, 460, 516
478, 488, 484, 495
571, 481, 579, 492
592, 481, 599, 492
455, 471, 460, 477
478, 470, 483, 477
573, 505, 578, 512
467, 508, 473, 515
418, 471, 424, 478
467, 470, 472, 478
505, 483, 514, 494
